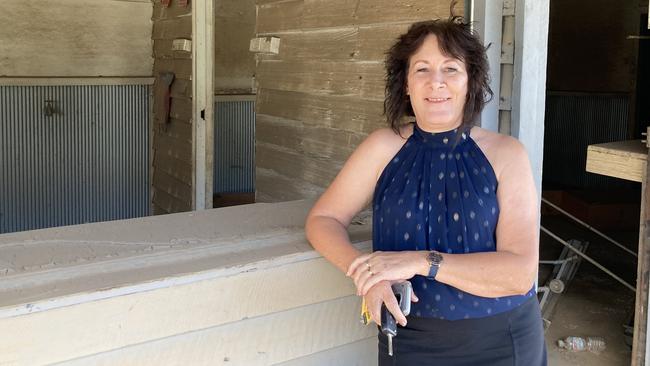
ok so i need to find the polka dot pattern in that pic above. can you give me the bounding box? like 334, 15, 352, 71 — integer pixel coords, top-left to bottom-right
372, 122, 534, 320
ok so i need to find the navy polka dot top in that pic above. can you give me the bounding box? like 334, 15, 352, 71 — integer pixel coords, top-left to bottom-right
372, 122, 535, 320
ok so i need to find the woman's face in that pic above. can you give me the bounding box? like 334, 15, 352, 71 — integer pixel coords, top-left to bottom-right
406, 34, 468, 131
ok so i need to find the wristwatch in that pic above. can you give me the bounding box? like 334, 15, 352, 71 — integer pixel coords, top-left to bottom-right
426, 250, 443, 279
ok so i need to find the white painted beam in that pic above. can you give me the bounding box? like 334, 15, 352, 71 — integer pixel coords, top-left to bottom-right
511, 0, 549, 197
192, 0, 215, 210
471, 0, 503, 132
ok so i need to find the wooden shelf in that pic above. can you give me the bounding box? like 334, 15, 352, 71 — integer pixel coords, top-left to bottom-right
586, 140, 647, 182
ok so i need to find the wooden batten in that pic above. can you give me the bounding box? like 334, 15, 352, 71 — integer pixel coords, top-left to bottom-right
257, 61, 385, 100
256, 89, 384, 134
151, 1, 194, 214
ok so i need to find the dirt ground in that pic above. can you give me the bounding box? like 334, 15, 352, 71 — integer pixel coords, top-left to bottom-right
540, 215, 638, 366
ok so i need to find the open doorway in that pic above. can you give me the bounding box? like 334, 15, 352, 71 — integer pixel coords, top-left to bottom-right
540, 1, 647, 364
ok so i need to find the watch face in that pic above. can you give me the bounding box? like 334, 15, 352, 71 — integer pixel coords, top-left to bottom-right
429, 251, 443, 266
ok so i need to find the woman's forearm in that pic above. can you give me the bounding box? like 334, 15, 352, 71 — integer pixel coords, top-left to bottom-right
413, 250, 536, 298
305, 215, 364, 274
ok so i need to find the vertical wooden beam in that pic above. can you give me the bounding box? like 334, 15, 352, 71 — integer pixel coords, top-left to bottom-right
471, 0, 503, 132
511, 0, 549, 198
192, 0, 215, 210
634, 132, 650, 366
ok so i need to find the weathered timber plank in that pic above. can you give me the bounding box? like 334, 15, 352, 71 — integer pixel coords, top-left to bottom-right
258, 27, 359, 61
356, 23, 411, 61
169, 96, 194, 120
153, 188, 192, 213
257, 60, 384, 99
1, 1, 152, 77
152, 118, 192, 143
256, 0, 304, 33
153, 58, 193, 80
153, 170, 193, 203
256, 167, 324, 202
170, 78, 193, 99
256, 114, 362, 163
257, 142, 343, 189
152, 203, 168, 216
153, 151, 193, 186
152, 1, 192, 20
586, 140, 647, 183
301, 0, 458, 30
153, 133, 193, 162
154, 39, 193, 60
152, 17, 192, 40
256, 88, 385, 134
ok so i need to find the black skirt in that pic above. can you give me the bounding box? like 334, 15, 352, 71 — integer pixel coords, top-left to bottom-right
378, 296, 547, 366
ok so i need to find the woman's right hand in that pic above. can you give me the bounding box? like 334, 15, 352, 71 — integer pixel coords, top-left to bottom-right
364, 280, 418, 327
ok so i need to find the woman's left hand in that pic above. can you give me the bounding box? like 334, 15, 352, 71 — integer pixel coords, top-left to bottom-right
346, 251, 427, 296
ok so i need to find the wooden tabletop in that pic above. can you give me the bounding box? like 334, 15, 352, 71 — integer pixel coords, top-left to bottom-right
586, 140, 647, 182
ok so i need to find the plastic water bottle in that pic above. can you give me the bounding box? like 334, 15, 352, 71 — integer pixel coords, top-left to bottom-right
557, 336, 606, 352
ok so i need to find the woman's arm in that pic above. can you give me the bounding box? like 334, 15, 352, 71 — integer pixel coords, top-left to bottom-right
434, 136, 540, 296
305, 128, 405, 273
350, 136, 539, 298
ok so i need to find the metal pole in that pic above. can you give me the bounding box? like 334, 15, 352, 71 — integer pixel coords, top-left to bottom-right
541, 226, 636, 292
542, 197, 637, 257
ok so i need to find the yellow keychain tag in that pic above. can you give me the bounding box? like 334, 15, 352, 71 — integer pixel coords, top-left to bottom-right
360, 298, 372, 325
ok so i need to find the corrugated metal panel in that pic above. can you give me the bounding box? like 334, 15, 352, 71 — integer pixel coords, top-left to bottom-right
543, 93, 635, 190
0, 85, 150, 234
214, 100, 255, 193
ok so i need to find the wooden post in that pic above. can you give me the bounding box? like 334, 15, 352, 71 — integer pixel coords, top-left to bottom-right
634, 128, 650, 366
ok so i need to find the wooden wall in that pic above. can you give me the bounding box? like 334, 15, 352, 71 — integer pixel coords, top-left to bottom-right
254, 0, 461, 202
0, 0, 152, 77
215, 0, 257, 94
151, 1, 194, 214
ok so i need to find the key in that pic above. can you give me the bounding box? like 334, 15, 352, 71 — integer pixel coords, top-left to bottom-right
379, 281, 412, 356
381, 303, 397, 356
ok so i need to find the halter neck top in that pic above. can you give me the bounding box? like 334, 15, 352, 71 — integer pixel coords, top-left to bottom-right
372, 123, 535, 320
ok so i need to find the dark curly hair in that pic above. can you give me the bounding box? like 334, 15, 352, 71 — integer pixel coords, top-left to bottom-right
384, 17, 493, 134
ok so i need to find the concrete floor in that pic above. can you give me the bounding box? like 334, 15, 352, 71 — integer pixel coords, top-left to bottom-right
540, 215, 637, 366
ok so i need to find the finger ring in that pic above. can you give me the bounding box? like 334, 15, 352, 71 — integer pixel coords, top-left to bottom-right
365, 261, 371, 270
368, 269, 375, 276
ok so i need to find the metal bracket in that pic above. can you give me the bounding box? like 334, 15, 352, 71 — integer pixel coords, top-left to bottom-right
44, 100, 61, 117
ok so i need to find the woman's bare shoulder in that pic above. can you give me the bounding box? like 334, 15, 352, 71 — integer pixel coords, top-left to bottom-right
360, 125, 413, 179
470, 126, 529, 178
364, 124, 412, 154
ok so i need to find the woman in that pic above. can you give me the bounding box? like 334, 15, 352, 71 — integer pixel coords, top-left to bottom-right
305, 17, 547, 365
